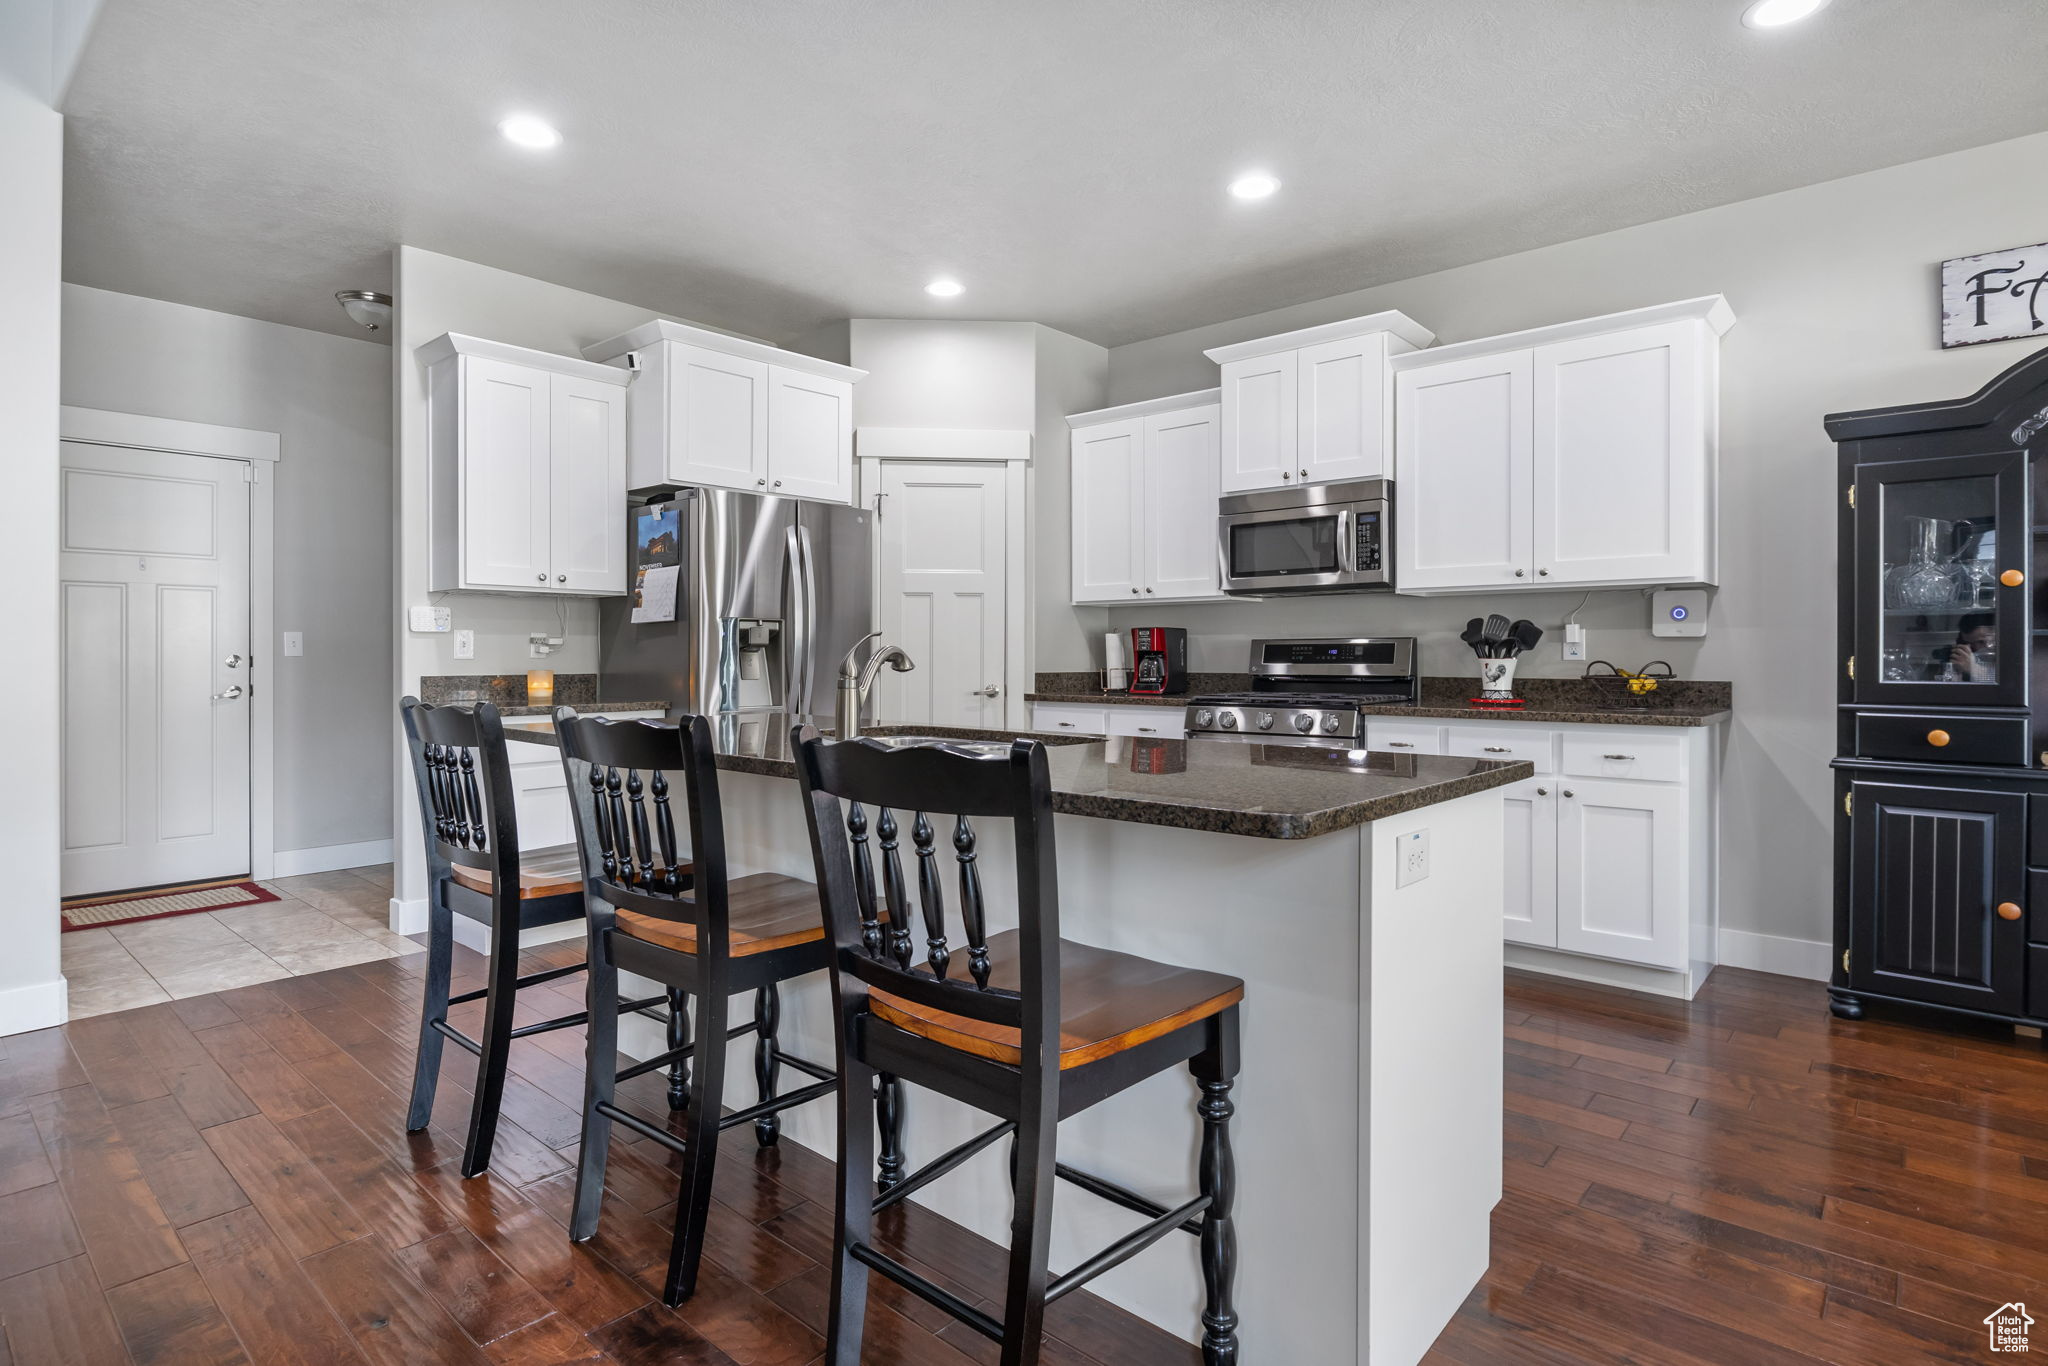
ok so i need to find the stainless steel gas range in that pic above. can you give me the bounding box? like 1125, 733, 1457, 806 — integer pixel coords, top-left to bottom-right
1184, 637, 1418, 744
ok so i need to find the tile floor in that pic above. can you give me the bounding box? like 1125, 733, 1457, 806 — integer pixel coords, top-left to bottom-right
60, 863, 420, 1018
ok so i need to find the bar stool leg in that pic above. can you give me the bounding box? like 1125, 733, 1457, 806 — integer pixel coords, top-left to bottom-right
875, 1074, 906, 1190
665, 987, 691, 1112
827, 1037, 876, 1364
460, 901, 522, 1178
571, 925, 620, 1243
406, 895, 453, 1132
1193, 1013, 1241, 1366
662, 987, 729, 1306
753, 984, 782, 1146
998, 1092, 1057, 1366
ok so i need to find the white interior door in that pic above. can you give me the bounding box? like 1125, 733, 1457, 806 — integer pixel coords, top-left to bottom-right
875, 461, 1008, 728
60, 442, 251, 896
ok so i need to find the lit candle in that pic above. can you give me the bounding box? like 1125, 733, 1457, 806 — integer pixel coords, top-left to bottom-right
526, 670, 555, 706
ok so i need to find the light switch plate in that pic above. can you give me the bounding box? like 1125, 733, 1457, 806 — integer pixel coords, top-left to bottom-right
281, 631, 303, 657
1396, 828, 1430, 888
409, 604, 451, 633
454, 629, 475, 659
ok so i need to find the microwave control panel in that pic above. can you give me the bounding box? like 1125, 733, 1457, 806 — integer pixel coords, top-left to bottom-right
1355, 511, 1382, 572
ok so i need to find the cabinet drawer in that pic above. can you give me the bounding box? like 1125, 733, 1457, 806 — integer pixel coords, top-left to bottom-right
1447, 728, 1556, 775
1855, 712, 2029, 767
1560, 732, 1684, 783
1106, 708, 1183, 739
1365, 722, 1446, 754
1032, 704, 1109, 736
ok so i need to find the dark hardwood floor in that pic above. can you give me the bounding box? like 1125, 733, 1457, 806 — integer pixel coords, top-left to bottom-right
4, 941, 2047, 1364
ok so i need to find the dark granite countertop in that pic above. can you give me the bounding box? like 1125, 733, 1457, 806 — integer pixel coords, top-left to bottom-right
1025, 692, 1728, 727
418, 671, 667, 717
494, 700, 668, 718
502, 716, 1531, 839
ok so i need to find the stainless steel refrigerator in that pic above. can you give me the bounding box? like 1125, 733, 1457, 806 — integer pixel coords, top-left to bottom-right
598, 488, 873, 732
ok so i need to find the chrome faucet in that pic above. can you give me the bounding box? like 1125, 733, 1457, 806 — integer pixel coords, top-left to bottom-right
836, 631, 915, 739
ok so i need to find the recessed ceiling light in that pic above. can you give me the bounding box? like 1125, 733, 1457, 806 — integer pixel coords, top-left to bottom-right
1742, 0, 1829, 28
1228, 173, 1281, 201
498, 114, 562, 149
925, 278, 964, 298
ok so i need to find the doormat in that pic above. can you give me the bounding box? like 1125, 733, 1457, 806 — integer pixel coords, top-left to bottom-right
61, 878, 280, 932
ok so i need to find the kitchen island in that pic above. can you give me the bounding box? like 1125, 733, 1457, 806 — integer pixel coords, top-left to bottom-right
506, 717, 1528, 1364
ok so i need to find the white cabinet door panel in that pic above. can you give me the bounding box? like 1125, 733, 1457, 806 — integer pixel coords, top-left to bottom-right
1556, 779, 1686, 968
1106, 708, 1183, 738
768, 366, 854, 503
1364, 721, 1447, 754
1142, 404, 1222, 600
1219, 352, 1298, 493
1071, 419, 1143, 603
1445, 726, 1556, 775
672, 344, 769, 490
1533, 321, 1703, 586
1501, 777, 1558, 948
461, 358, 551, 589
547, 373, 627, 593
1395, 351, 1533, 591
1031, 704, 1110, 735
1297, 334, 1387, 483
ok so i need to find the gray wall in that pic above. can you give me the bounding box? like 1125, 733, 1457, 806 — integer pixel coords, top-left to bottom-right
1084, 129, 2048, 952
61, 284, 395, 855
1030, 324, 1110, 671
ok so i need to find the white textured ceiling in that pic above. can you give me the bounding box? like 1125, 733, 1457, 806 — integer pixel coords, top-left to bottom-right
59, 0, 2048, 347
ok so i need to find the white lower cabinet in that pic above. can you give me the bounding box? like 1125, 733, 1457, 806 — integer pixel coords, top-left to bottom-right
1030, 703, 1111, 735
1028, 702, 1188, 738
1500, 776, 1558, 949
1554, 777, 1686, 969
504, 713, 661, 850
1106, 708, 1184, 739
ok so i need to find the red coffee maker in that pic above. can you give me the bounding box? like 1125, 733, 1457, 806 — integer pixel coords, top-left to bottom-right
1129, 627, 1188, 695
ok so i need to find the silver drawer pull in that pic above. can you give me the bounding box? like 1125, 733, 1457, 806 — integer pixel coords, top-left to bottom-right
1483, 745, 1511, 753
1057, 722, 1076, 728
1137, 726, 1157, 734
1603, 753, 1635, 761
1386, 741, 1413, 748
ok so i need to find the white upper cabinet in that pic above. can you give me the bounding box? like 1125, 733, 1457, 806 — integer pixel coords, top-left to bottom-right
1068, 391, 1225, 605
422, 335, 629, 597
1395, 350, 1533, 592
1205, 311, 1432, 495
1391, 296, 1733, 594
583, 321, 864, 504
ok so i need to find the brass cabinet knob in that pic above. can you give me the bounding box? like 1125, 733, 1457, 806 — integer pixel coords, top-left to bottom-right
1999, 902, 2023, 922
1927, 729, 1951, 747
2003, 569, 2026, 587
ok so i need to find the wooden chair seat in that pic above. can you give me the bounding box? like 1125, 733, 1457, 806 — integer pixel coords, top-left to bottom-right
614, 873, 825, 958
449, 844, 693, 901
869, 930, 1244, 1070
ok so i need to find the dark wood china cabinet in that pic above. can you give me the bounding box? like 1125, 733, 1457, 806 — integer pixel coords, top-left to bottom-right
1831, 344, 2048, 1025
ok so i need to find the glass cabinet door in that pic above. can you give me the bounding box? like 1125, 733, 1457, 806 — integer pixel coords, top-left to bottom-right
1854, 449, 2028, 708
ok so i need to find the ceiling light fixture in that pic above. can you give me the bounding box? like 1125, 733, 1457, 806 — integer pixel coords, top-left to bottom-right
925, 278, 964, 298
1228, 173, 1281, 201
1741, 0, 1829, 28
498, 114, 562, 149
335, 289, 393, 331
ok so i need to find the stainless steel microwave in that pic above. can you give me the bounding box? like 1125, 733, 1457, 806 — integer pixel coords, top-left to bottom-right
1217, 477, 1392, 595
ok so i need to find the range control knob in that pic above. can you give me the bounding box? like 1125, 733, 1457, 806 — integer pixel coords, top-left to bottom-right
1219, 712, 1238, 730
1195, 709, 1215, 727
1321, 714, 1343, 734
1293, 712, 1315, 733
1256, 712, 1275, 731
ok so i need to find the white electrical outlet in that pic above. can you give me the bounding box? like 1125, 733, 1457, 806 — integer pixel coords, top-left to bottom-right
408, 604, 451, 633
1396, 828, 1431, 888
281, 631, 304, 657
1562, 622, 1586, 662
453, 629, 475, 659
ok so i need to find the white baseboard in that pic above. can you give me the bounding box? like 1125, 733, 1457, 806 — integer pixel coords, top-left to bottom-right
1716, 928, 1831, 982
390, 896, 427, 936
273, 838, 394, 879
0, 976, 69, 1037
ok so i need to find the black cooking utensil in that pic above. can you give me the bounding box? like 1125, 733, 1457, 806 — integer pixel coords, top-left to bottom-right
1461, 617, 1487, 656
1482, 613, 1511, 657
1511, 620, 1543, 657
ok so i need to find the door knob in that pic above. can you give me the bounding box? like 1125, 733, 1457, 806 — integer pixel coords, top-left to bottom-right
1926, 730, 1951, 747
974, 685, 1000, 697
1999, 901, 2023, 921
224, 654, 242, 668
212, 685, 245, 700
2003, 569, 2026, 587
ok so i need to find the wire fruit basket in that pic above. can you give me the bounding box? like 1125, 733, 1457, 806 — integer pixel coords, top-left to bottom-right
1583, 660, 1674, 708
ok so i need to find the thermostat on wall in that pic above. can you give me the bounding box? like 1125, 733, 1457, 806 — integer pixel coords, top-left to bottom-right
1651, 589, 1709, 638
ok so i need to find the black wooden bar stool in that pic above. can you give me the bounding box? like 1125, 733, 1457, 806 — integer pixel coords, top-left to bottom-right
557, 709, 901, 1306
793, 728, 1244, 1366
399, 697, 687, 1178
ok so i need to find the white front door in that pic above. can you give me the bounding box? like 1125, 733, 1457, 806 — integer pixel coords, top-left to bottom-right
875, 461, 1008, 729
60, 442, 252, 896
